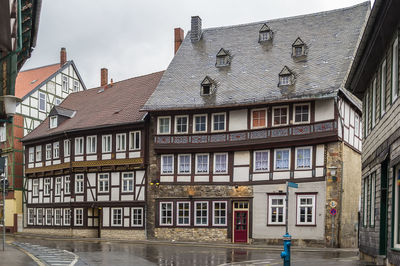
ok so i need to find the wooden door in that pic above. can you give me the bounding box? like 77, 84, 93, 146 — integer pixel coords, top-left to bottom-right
234, 210, 248, 243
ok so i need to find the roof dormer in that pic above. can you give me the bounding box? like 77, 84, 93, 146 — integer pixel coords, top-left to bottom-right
259, 24, 273, 43
48, 106, 76, 129
201, 76, 216, 96
278, 66, 295, 86
215, 48, 231, 67
292, 37, 307, 58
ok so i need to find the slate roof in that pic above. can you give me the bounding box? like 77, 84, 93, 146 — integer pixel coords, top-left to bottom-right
142, 2, 370, 111
50, 106, 76, 118
22, 71, 164, 142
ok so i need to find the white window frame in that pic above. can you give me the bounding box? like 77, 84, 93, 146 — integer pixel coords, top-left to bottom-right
211, 113, 226, 132
64, 139, 70, 157
98, 173, 109, 193
62, 74, 69, 92
75, 174, 84, 193
111, 208, 123, 226
355, 114, 360, 137
176, 201, 191, 226
45, 143, 52, 160
251, 108, 267, 129
293, 103, 310, 124
86, 135, 97, 154
392, 37, 398, 103
213, 201, 227, 226
116, 133, 126, 152
175, 115, 189, 134
129, 131, 141, 151
64, 209, 71, 226
253, 150, 269, 172
272, 106, 289, 126
194, 201, 209, 226
44, 178, 51, 196
213, 153, 228, 174
157, 116, 171, 135
28, 208, 35, 225
161, 154, 174, 174
53, 142, 59, 159
274, 148, 291, 171
193, 114, 207, 133
38, 92, 46, 112
32, 179, 39, 196
131, 207, 143, 227
64, 176, 70, 195
268, 195, 286, 225
381, 59, 386, 116
295, 146, 312, 170
55, 177, 61, 196
36, 208, 43, 225
55, 98, 61, 105
75, 137, 84, 155
102, 135, 112, 153
28, 147, 34, 163
372, 78, 377, 128
159, 202, 173, 226
122, 172, 134, 192
74, 208, 83, 226
50, 116, 57, 129
73, 80, 80, 92
45, 208, 52, 225
296, 194, 316, 225
195, 153, 209, 174
35, 145, 42, 162
178, 154, 191, 174
54, 209, 61, 226
280, 75, 290, 86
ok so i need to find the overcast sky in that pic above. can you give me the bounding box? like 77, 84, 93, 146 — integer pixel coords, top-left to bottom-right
22, 0, 373, 89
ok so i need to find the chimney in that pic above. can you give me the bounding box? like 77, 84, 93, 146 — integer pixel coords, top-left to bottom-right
60, 47, 67, 66
190, 16, 202, 42
101, 68, 108, 86
174, 28, 184, 54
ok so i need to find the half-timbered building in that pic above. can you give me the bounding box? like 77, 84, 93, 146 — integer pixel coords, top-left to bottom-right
21, 70, 163, 239
142, 3, 369, 247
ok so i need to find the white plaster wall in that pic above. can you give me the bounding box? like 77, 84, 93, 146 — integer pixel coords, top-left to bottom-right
194, 176, 209, 182
234, 151, 250, 166
273, 171, 289, 180
252, 173, 269, 181
212, 175, 229, 182
294, 170, 312, 179
103, 208, 109, 227
233, 167, 249, 182
315, 99, 334, 122
315, 144, 324, 166
229, 109, 247, 131
177, 176, 190, 182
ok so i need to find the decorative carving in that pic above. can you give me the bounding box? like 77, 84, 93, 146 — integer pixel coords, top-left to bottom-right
229, 132, 247, 141
250, 130, 267, 139
314, 122, 334, 132
173, 136, 189, 144
156, 136, 171, 144
292, 125, 311, 135
191, 135, 208, 144
210, 134, 226, 142
271, 128, 289, 137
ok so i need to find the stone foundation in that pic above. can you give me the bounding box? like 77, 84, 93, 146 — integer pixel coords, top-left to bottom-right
23, 228, 98, 238
154, 228, 229, 242
101, 229, 145, 240
252, 238, 325, 247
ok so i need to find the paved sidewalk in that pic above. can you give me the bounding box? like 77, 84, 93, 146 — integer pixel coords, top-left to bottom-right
0, 242, 36, 266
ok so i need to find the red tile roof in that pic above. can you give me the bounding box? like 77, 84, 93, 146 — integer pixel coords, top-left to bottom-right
22, 71, 164, 142
15, 63, 60, 98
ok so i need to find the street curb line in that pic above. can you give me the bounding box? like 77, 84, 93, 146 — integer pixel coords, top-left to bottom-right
64, 249, 79, 266
10, 242, 45, 266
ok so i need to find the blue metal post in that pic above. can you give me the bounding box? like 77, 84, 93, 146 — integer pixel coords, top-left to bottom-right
281, 233, 291, 266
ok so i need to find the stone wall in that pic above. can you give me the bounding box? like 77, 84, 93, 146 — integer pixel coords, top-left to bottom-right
154, 228, 228, 242
22, 228, 98, 238
101, 229, 145, 240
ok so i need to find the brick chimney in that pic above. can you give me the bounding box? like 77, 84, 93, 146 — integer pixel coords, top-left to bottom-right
191, 16, 202, 42
174, 28, 184, 54
60, 47, 67, 66
101, 68, 108, 86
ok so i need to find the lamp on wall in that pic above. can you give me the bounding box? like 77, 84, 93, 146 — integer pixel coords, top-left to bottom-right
150, 179, 160, 187
0, 95, 22, 123
328, 166, 337, 182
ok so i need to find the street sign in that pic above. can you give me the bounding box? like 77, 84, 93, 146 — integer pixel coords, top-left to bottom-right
287, 182, 298, 188
330, 208, 337, 216
329, 201, 337, 208
0, 157, 5, 174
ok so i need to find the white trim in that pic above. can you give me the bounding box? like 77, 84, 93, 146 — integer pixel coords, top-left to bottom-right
62, 74, 69, 92
32, 179, 39, 196
159, 202, 173, 226
392, 37, 398, 103
131, 207, 143, 227
250, 108, 267, 129
381, 59, 386, 117
253, 150, 270, 172
53, 142, 59, 159
293, 103, 310, 124
38, 92, 46, 112
175, 115, 189, 134
45, 208, 52, 225
64, 209, 71, 226
296, 194, 316, 225
28, 147, 34, 163
74, 208, 83, 226
212, 201, 227, 226
268, 195, 286, 225
195, 153, 209, 174
36, 208, 43, 225
54, 208, 61, 226
274, 148, 291, 171
178, 154, 191, 174
55, 176, 61, 196
64, 176, 70, 195
27, 208, 35, 225
98, 173, 109, 193
372, 78, 377, 128
211, 112, 226, 132
45, 143, 52, 160
102, 135, 112, 153
193, 114, 208, 133
43, 178, 51, 196
50, 116, 58, 129
35, 145, 41, 162
194, 201, 209, 226
64, 139, 70, 157
129, 131, 141, 150
75, 137, 84, 155
213, 153, 228, 174
157, 116, 171, 135
295, 146, 313, 170
161, 154, 174, 175
176, 201, 191, 226
116, 133, 126, 152
86, 135, 97, 154
272, 106, 289, 126
75, 174, 84, 193
122, 172, 134, 192
111, 208, 123, 226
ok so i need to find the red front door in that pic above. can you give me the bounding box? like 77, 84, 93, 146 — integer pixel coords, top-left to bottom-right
234, 210, 248, 243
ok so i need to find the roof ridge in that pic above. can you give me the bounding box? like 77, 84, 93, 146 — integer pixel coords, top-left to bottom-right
19, 62, 61, 72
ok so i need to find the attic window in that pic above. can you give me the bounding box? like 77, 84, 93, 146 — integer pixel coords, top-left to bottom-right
50, 116, 58, 129
215, 48, 231, 67
292, 37, 307, 57
259, 24, 273, 43
201, 76, 215, 96
278, 66, 295, 86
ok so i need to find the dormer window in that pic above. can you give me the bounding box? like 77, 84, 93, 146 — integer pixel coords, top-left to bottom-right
50, 116, 57, 129
292, 37, 307, 58
215, 48, 231, 67
259, 24, 273, 43
278, 66, 295, 86
201, 76, 215, 96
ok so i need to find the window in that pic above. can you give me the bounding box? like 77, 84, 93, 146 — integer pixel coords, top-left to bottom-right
132, 208, 143, 226
65, 176, 70, 194
178, 154, 191, 174
213, 201, 227, 226
160, 202, 173, 226
201, 76, 215, 95
363, 176, 369, 227
372, 78, 376, 127
54, 209, 61, 225
75, 137, 84, 155
280, 75, 290, 86
214, 153, 228, 174
29, 147, 34, 163
193, 115, 207, 133
62, 75, 69, 92
50, 116, 57, 129
46, 144, 52, 160
53, 142, 59, 159
177, 202, 190, 226
215, 48, 231, 67
64, 139, 70, 157
268, 195, 285, 225
273, 106, 288, 126
55, 98, 61, 105
365, 92, 369, 137
295, 147, 312, 169
381, 60, 386, 116
32, 179, 39, 196
75, 174, 84, 193
73, 80, 80, 92
44, 178, 51, 196
38, 92, 46, 112
102, 135, 112, 153
259, 31, 271, 42
116, 133, 126, 152
212, 113, 225, 132
294, 46, 303, 56
64, 209, 71, 226
129, 131, 140, 150
112, 208, 122, 226
28, 208, 35, 225
259, 24, 272, 42
161, 155, 174, 174
294, 104, 310, 123
86, 135, 97, 154
175, 116, 188, 134
55, 177, 61, 195
275, 149, 290, 170
254, 150, 269, 172
35, 145, 42, 161
37, 209, 43, 225
122, 172, 134, 192
196, 154, 209, 174
0, 124, 6, 142
393, 167, 400, 248
195, 202, 208, 226
355, 114, 360, 137
370, 173, 375, 227
292, 37, 306, 57
297, 194, 316, 225
392, 38, 398, 103
74, 208, 83, 226
158, 117, 171, 134
252, 109, 266, 128
46, 209, 52, 225
98, 173, 109, 193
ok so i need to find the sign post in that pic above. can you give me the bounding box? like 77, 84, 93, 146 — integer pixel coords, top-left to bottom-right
281, 181, 298, 266
330, 207, 337, 248
0, 156, 6, 252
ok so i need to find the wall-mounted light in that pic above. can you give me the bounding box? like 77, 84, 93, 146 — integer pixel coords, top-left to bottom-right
150, 179, 160, 187
328, 166, 338, 182
0, 95, 22, 123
